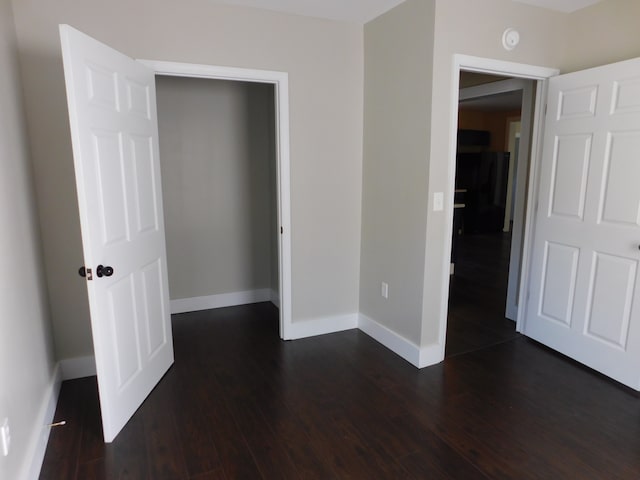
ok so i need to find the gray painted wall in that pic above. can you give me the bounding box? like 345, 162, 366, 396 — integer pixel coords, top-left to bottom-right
0, 1, 56, 478
360, 0, 436, 344
5, 1, 640, 475
10, 0, 364, 361
564, 0, 640, 72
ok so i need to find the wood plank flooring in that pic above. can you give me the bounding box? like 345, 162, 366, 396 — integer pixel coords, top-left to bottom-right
41, 299, 639, 479
446, 232, 521, 357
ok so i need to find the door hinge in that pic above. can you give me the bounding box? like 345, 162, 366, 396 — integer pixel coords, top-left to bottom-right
280, 226, 283, 234
79, 266, 95, 280
544, 103, 548, 116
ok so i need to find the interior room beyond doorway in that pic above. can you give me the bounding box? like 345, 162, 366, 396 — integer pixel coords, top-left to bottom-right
155, 76, 280, 321
446, 71, 532, 357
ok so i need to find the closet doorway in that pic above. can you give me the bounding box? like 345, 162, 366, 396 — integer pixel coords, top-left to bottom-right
144, 61, 293, 340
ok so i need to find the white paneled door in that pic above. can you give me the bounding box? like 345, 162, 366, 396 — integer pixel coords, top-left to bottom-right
525, 57, 640, 390
60, 25, 174, 441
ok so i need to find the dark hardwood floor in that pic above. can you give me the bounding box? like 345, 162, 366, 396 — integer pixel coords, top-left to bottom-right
446, 232, 521, 357
41, 298, 640, 479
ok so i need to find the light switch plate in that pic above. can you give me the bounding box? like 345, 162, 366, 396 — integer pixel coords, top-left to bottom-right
434, 192, 444, 211
1, 418, 10, 456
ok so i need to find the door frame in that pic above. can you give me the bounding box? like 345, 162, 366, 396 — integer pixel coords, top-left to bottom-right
139, 60, 293, 340
439, 55, 559, 351
457, 77, 534, 321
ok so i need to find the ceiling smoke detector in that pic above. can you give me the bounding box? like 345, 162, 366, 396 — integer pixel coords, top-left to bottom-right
502, 28, 520, 51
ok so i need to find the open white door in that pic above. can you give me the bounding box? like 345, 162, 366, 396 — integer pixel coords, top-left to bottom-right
60, 25, 174, 441
525, 57, 640, 390
505, 81, 534, 322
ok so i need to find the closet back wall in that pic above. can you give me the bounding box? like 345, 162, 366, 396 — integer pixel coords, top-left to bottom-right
156, 76, 277, 304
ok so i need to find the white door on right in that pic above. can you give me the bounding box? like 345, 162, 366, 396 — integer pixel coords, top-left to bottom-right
525, 57, 640, 390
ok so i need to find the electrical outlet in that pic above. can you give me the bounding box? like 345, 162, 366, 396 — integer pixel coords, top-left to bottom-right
381, 282, 389, 299
1, 418, 10, 456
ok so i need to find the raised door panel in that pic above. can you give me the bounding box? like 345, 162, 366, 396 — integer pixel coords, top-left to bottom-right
539, 242, 580, 326
525, 56, 640, 390
107, 274, 142, 389
140, 259, 169, 357
548, 134, 592, 220
61, 24, 174, 442
130, 135, 159, 234
600, 132, 640, 227
584, 252, 637, 350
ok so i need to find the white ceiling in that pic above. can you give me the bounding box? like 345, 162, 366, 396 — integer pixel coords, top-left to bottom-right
213, 0, 406, 23
511, 0, 602, 13
213, 0, 603, 24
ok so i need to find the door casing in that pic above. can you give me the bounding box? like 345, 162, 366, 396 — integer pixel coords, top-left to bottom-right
437, 55, 559, 355
139, 60, 293, 340
457, 77, 535, 322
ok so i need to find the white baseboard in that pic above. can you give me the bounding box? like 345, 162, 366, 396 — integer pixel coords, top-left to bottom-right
417, 342, 445, 369
170, 289, 272, 314
287, 313, 358, 340
60, 355, 96, 380
25, 363, 62, 480
358, 314, 443, 368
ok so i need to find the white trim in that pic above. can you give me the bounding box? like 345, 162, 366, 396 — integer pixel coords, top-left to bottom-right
359, 314, 420, 365
138, 60, 293, 341
515, 80, 550, 333
504, 119, 522, 233
139, 61, 285, 83
287, 314, 358, 340
418, 343, 444, 369
437, 55, 560, 358
454, 54, 559, 79
273, 73, 293, 340
25, 364, 62, 480
60, 355, 97, 380
505, 80, 535, 323
170, 289, 271, 314
358, 314, 442, 368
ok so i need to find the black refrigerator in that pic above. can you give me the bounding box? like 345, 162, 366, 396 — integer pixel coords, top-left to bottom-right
455, 151, 510, 234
